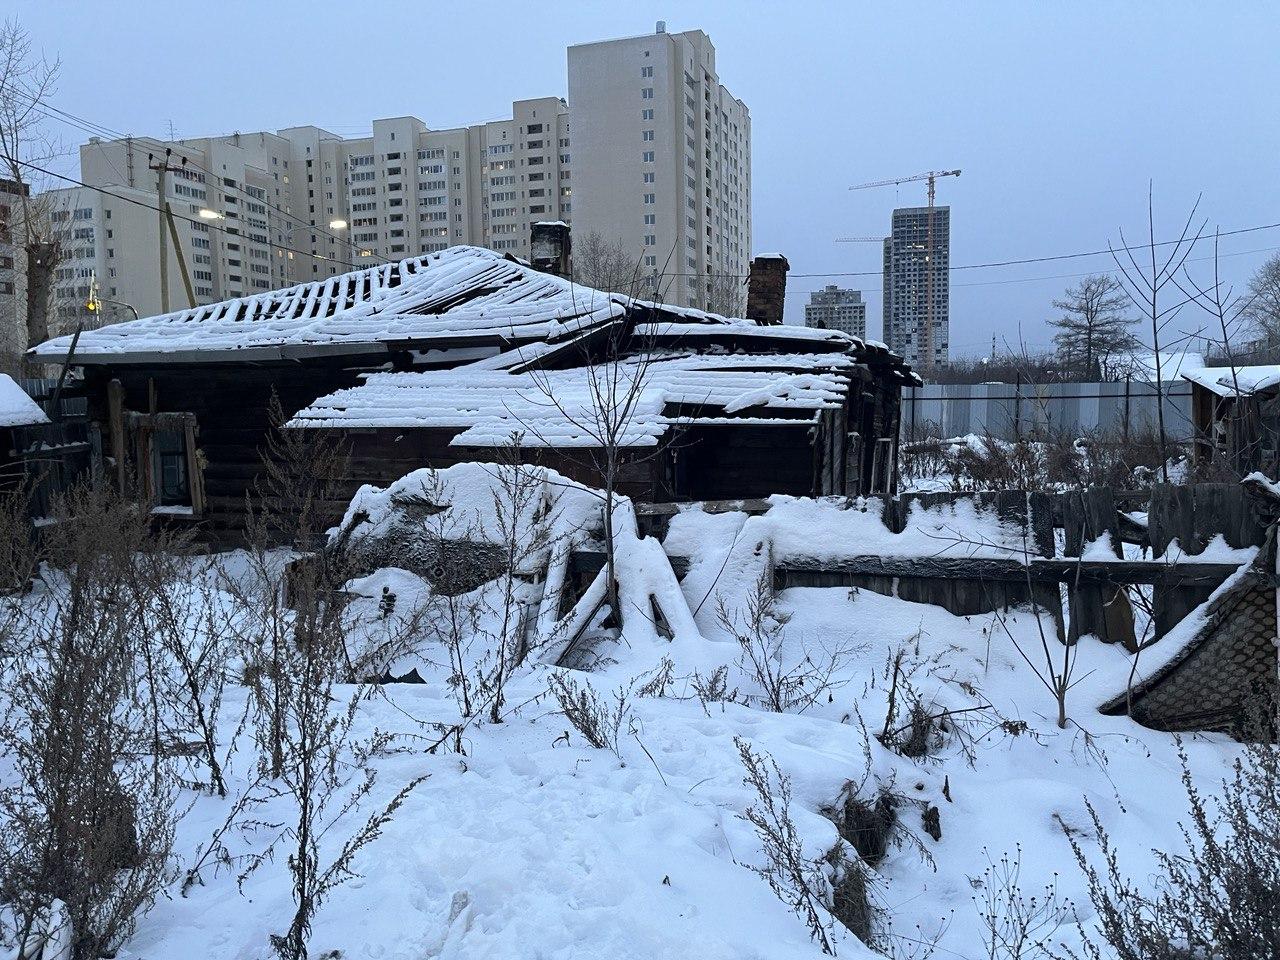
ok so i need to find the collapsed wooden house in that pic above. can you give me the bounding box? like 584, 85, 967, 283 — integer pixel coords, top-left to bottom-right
29, 244, 917, 540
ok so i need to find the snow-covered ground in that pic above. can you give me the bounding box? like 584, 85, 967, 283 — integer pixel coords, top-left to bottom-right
2, 468, 1253, 960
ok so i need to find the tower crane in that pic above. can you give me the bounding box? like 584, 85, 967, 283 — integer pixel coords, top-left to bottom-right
850, 169, 960, 372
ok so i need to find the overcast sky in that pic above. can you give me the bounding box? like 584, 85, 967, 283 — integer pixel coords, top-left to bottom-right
13, 0, 1280, 355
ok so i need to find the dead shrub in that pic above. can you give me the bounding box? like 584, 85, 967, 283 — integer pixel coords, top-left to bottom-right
0, 484, 181, 960
1063, 737, 1280, 960
971, 845, 1074, 959
901, 424, 1186, 493
548, 672, 633, 757
736, 737, 842, 955
826, 844, 876, 944
717, 570, 859, 714
691, 664, 739, 715
823, 785, 899, 867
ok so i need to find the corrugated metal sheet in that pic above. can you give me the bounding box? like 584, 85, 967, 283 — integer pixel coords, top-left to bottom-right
901, 380, 1194, 441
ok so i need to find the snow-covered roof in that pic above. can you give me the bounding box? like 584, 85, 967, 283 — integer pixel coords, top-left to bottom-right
28, 245, 879, 368
0, 375, 49, 428
31, 247, 625, 363
290, 351, 855, 447
1184, 364, 1280, 397
634, 321, 853, 347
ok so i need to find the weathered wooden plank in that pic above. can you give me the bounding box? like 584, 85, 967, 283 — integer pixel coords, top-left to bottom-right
1148, 483, 1196, 555
775, 555, 1249, 587
1059, 488, 1131, 643
1192, 482, 1267, 549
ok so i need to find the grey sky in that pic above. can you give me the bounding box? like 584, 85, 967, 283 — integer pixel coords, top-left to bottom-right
14, 0, 1280, 356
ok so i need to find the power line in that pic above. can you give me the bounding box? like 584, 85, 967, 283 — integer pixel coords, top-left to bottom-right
8, 156, 369, 270
778, 243, 1280, 297
13, 85, 1279, 292
659, 220, 1280, 283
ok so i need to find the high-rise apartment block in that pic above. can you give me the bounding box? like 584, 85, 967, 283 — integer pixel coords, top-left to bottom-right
40, 95, 571, 326
568, 24, 751, 312
882, 206, 950, 368
804, 285, 866, 338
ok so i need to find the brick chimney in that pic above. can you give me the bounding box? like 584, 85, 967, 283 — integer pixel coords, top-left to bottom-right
531, 221, 572, 277
745, 254, 789, 325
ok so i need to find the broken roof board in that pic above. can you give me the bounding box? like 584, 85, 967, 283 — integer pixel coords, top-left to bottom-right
0, 375, 50, 428
28, 246, 857, 366
289, 352, 854, 448
29, 247, 632, 363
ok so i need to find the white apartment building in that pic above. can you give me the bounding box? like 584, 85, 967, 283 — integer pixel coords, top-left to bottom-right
52, 96, 572, 327
567, 24, 751, 311
0, 179, 24, 362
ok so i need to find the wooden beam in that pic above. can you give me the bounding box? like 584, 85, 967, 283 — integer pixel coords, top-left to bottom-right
775, 555, 1253, 588
567, 548, 1251, 590
107, 378, 125, 491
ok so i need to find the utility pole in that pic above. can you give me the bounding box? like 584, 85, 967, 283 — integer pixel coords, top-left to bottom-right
148, 148, 196, 313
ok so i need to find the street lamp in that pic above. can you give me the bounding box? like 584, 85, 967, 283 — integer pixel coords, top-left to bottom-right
328, 219, 348, 230
197, 208, 223, 220
97, 298, 140, 322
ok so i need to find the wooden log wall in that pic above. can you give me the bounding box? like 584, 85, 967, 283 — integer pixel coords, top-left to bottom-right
81, 363, 365, 544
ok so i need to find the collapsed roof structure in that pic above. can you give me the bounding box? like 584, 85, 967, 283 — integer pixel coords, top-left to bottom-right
31, 244, 917, 540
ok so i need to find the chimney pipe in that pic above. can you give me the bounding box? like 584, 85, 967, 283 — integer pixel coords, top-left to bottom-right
531, 221, 572, 278
745, 254, 790, 326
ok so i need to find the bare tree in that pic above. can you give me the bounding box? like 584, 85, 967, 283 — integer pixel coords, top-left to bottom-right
704, 270, 747, 319
1177, 229, 1276, 477
571, 231, 646, 298
1110, 186, 1204, 481
482, 444, 556, 722
1241, 251, 1280, 346
520, 324, 663, 627
1047, 274, 1135, 379
0, 18, 64, 364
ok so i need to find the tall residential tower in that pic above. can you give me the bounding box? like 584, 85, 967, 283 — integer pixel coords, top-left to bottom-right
568, 24, 751, 312
882, 205, 950, 368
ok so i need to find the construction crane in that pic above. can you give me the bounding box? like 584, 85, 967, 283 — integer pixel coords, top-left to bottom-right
850, 169, 960, 372
834, 237, 883, 243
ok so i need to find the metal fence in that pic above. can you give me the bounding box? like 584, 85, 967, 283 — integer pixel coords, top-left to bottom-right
901, 380, 1195, 442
